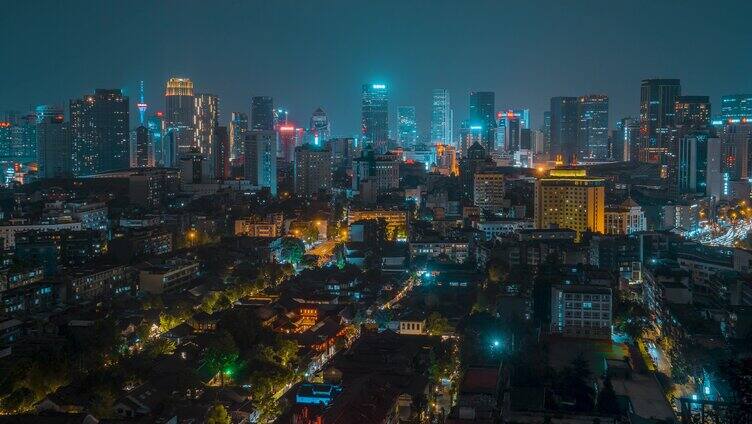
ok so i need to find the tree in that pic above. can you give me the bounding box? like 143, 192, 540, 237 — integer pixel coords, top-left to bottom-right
275, 338, 299, 367
280, 237, 305, 265
559, 353, 595, 412
426, 312, 451, 336
206, 403, 231, 424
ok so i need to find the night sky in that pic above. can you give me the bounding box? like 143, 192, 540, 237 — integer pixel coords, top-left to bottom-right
3, 0, 751, 134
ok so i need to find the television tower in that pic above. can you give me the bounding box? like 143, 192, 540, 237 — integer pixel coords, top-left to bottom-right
137, 80, 148, 124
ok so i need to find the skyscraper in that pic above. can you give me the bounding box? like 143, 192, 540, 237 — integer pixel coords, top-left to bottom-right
35, 105, 70, 178
542, 111, 551, 153
244, 130, 277, 196
397, 106, 417, 147
194, 93, 219, 177
229, 112, 248, 160
469, 91, 496, 151
674, 96, 710, 129
164, 78, 195, 155
194, 93, 219, 155
361, 83, 389, 149
70, 89, 129, 175
294, 143, 332, 198
131, 125, 152, 167
148, 112, 165, 166
639, 79, 681, 163
278, 125, 304, 164
549, 97, 579, 163
577, 95, 609, 160
720, 94, 752, 123
615, 117, 639, 162
309, 107, 330, 146
251, 96, 274, 131
514, 109, 530, 129
215, 126, 229, 180
430, 89, 452, 146
0, 113, 36, 164
677, 132, 710, 196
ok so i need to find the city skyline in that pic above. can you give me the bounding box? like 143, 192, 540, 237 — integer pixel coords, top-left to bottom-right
2, 0, 752, 136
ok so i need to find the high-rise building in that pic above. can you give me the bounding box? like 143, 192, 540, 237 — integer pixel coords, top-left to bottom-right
549, 97, 579, 163
513, 109, 530, 129
328, 137, 355, 170
677, 132, 710, 196
244, 130, 277, 196
542, 111, 551, 153
361, 83, 389, 149
720, 94, 752, 123
459, 120, 485, 155
706, 137, 723, 200
469, 91, 496, 151
215, 126, 230, 180
639, 79, 681, 163
164, 78, 195, 155
194, 93, 219, 156
70, 89, 129, 175
252, 96, 274, 131
131, 126, 152, 168
309, 107, 330, 146
229, 112, 248, 160
0, 113, 36, 164
473, 172, 505, 213
674, 96, 710, 129
614, 117, 639, 162
397, 106, 417, 147
460, 141, 493, 199
430, 89, 452, 146
497, 111, 523, 152
273, 107, 289, 128
294, 144, 332, 198
35, 105, 70, 178
278, 125, 304, 164
577, 95, 609, 160
534, 168, 605, 240
720, 123, 752, 182
148, 112, 165, 166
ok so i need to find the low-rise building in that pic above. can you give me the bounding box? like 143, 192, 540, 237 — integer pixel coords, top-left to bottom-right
139, 258, 200, 294
550, 284, 612, 339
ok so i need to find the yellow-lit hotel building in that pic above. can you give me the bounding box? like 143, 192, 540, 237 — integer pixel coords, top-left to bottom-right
534, 168, 605, 240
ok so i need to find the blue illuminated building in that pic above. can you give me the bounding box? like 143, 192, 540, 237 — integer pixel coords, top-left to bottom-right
361, 83, 389, 149
295, 383, 342, 406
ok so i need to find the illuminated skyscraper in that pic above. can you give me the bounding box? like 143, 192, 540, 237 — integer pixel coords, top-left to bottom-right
361, 83, 389, 149
294, 143, 332, 198
542, 111, 551, 153
194, 93, 219, 176
229, 112, 248, 160
194, 94, 219, 154
550, 97, 579, 163
430, 89, 452, 145
131, 125, 152, 167
251, 96, 274, 131
577, 95, 609, 160
35, 105, 70, 178
148, 112, 165, 166
70, 89, 129, 175
278, 125, 304, 163
0, 113, 36, 164
309, 107, 330, 146
244, 130, 277, 196
215, 126, 230, 180
469, 91, 496, 151
639, 78, 681, 163
397, 106, 417, 147
534, 168, 605, 240
164, 78, 195, 154
614, 117, 639, 162
674, 96, 710, 129
513, 109, 530, 129
719, 94, 752, 123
